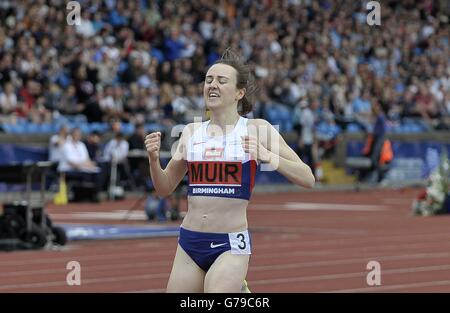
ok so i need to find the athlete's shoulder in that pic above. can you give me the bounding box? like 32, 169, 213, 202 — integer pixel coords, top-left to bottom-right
181, 121, 204, 141
184, 121, 204, 133
185, 121, 204, 128
246, 118, 273, 128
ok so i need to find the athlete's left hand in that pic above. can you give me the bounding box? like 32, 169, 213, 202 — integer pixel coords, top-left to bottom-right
241, 135, 271, 163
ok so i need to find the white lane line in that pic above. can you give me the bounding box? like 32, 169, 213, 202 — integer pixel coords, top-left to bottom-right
0, 260, 171, 278
256, 232, 450, 250
0, 250, 173, 267
250, 202, 388, 211
124, 289, 166, 293
249, 264, 450, 287
251, 252, 450, 271
0, 273, 169, 291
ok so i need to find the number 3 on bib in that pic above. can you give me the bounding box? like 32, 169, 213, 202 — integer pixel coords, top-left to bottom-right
228, 230, 251, 254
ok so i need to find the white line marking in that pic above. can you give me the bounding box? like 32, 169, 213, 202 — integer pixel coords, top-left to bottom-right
124, 289, 166, 293
0, 273, 169, 291
0, 260, 171, 278
250, 252, 450, 271
250, 202, 387, 211
249, 264, 450, 287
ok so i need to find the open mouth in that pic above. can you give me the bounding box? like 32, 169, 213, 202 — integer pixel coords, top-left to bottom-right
208, 91, 220, 99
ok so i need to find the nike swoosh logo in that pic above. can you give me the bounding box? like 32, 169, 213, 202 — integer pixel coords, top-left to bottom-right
210, 242, 227, 248
193, 141, 206, 146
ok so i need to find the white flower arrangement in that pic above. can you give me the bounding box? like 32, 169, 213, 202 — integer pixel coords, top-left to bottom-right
412, 151, 450, 216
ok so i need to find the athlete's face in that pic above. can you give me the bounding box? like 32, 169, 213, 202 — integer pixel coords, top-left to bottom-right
204, 63, 245, 112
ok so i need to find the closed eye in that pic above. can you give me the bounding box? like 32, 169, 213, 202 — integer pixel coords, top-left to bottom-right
205, 76, 229, 84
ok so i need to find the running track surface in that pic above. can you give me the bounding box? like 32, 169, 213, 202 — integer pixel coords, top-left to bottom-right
2, 188, 450, 293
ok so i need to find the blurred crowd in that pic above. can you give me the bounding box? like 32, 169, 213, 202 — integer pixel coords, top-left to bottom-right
0, 0, 449, 138
48, 120, 180, 215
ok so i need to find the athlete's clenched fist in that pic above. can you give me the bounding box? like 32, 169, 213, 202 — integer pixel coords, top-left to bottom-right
241, 135, 271, 163
145, 132, 161, 161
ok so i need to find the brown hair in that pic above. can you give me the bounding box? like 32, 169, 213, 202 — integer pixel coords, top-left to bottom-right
214, 48, 257, 116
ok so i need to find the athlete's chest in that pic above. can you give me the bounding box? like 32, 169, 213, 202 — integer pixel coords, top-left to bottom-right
186, 131, 254, 197
187, 136, 246, 162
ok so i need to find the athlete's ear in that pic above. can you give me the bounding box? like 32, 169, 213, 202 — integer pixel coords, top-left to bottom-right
236, 88, 246, 101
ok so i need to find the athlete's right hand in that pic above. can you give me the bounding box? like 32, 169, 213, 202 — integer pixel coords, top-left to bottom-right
145, 132, 161, 161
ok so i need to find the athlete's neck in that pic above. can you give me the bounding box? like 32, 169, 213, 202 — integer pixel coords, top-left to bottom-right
208, 109, 240, 134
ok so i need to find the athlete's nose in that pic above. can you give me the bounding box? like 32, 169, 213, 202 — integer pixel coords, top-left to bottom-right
209, 80, 219, 89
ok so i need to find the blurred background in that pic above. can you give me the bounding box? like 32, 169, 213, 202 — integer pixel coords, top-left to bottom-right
0, 0, 450, 292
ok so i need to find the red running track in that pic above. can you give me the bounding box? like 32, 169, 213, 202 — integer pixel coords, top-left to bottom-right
2, 187, 450, 292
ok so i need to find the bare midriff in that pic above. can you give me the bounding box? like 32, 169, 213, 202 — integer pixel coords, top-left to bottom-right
181, 196, 248, 233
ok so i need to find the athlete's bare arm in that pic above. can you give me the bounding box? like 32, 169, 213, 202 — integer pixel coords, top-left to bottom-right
244, 119, 315, 188
145, 123, 197, 196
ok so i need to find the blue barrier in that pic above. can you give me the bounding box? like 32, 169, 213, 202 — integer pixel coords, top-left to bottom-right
0, 144, 48, 166
62, 224, 180, 240
347, 140, 450, 178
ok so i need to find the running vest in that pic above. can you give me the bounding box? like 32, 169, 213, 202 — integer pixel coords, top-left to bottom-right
186, 117, 258, 200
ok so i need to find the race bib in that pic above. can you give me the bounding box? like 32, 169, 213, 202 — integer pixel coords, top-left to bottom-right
228, 230, 251, 255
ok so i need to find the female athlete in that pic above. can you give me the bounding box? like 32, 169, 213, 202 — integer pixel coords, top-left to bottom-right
145, 49, 315, 293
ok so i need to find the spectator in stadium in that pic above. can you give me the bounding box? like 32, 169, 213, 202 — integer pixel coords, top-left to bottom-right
109, 118, 123, 136
414, 82, 442, 128
49, 125, 69, 163
81, 92, 104, 123
16, 79, 51, 123
157, 61, 173, 83
352, 89, 373, 133
84, 130, 102, 162
73, 65, 96, 107
159, 82, 176, 126
56, 84, 83, 116
164, 27, 186, 62
438, 91, 450, 130
103, 132, 129, 164
185, 83, 205, 119
127, 123, 147, 187
128, 123, 145, 151
58, 127, 101, 201
103, 131, 134, 190
0, 82, 17, 123
400, 88, 419, 118
298, 99, 317, 178
316, 97, 340, 159
99, 85, 124, 121
172, 84, 191, 123
58, 128, 99, 173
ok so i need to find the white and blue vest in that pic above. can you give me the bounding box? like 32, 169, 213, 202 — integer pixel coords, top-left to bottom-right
186, 117, 258, 200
